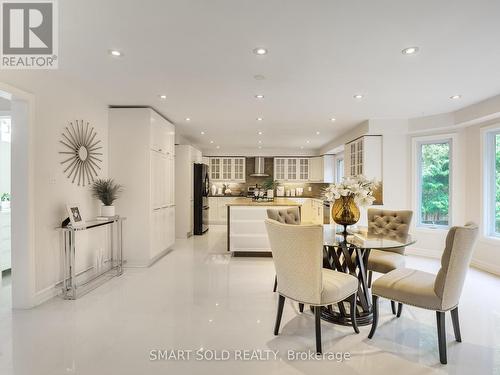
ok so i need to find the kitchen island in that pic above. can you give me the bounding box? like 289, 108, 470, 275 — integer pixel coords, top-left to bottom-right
226, 198, 302, 256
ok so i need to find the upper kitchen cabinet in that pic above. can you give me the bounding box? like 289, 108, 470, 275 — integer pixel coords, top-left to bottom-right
344, 135, 383, 202
309, 155, 334, 183
150, 110, 175, 156
274, 157, 309, 182
345, 136, 382, 178
209, 157, 245, 182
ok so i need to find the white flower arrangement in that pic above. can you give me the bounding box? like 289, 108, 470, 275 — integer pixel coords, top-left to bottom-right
324, 175, 379, 207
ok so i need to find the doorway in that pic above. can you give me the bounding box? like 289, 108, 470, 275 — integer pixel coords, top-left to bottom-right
0, 100, 11, 289
0, 83, 35, 309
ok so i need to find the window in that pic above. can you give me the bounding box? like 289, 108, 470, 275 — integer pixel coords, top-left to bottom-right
485, 130, 500, 236
335, 156, 344, 183
0, 117, 10, 143
417, 139, 451, 227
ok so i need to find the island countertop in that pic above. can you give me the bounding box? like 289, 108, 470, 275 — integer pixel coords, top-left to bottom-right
226, 198, 302, 207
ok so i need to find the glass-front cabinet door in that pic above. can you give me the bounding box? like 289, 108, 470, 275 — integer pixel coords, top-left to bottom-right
232, 158, 245, 181
210, 158, 221, 180
299, 158, 309, 180
287, 158, 297, 180
221, 158, 232, 180
274, 158, 286, 180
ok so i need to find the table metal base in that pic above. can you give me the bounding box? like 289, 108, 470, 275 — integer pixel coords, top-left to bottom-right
322, 242, 373, 326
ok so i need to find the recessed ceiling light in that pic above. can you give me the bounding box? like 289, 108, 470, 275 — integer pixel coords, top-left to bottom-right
258, 140, 262, 144
109, 49, 122, 57
185, 117, 191, 121
402, 46, 419, 55
216, 145, 220, 149
353, 94, 364, 99
253, 74, 266, 80
210, 140, 214, 144
258, 131, 263, 135
258, 146, 262, 149
316, 131, 320, 135
253, 47, 268, 55
159, 94, 167, 100
330, 118, 336, 122
200, 131, 205, 135
256, 117, 263, 121
450, 94, 462, 100
255, 94, 264, 99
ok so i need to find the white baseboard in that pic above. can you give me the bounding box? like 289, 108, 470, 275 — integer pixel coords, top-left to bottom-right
34, 284, 59, 306
407, 247, 500, 276
471, 258, 500, 276
124, 247, 174, 268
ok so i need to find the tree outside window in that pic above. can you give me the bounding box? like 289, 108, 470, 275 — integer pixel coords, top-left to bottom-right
419, 142, 450, 226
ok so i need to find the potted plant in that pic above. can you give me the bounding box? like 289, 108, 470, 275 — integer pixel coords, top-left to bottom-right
324, 175, 378, 235
91, 178, 123, 217
262, 178, 277, 198
1, 193, 10, 210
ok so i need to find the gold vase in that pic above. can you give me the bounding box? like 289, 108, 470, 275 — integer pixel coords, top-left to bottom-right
332, 195, 360, 235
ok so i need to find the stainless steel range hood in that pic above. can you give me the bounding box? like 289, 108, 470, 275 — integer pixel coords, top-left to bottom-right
250, 157, 269, 177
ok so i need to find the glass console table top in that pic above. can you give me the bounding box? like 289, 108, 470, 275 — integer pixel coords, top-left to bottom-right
323, 224, 416, 249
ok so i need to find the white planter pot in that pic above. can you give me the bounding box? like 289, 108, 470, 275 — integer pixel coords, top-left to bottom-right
1, 201, 10, 210
101, 205, 115, 217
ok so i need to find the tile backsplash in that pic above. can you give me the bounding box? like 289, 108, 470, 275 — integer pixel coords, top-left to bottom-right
210, 157, 329, 197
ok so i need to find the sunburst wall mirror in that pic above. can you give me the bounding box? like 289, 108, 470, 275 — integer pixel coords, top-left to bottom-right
59, 120, 103, 186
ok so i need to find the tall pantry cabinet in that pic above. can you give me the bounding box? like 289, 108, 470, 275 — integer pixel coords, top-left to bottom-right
109, 108, 175, 267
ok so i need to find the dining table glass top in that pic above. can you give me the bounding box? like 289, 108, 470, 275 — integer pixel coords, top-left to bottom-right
323, 224, 416, 249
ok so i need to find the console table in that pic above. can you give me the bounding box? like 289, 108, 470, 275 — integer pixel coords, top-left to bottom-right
57, 216, 125, 299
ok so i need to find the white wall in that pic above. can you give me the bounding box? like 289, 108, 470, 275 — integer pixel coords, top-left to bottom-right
32, 81, 109, 298
0, 76, 110, 301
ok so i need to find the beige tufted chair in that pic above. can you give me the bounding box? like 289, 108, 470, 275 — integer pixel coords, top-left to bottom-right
265, 219, 359, 354
267, 207, 301, 225
267, 208, 301, 293
366, 209, 413, 307
368, 223, 478, 364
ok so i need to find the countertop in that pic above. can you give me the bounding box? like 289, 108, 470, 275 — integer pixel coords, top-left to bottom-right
226, 198, 303, 206
209, 195, 324, 200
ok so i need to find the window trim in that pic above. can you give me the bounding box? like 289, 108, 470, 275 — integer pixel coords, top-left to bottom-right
412, 134, 455, 230
334, 153, 344, 183
482, 125, 500, 239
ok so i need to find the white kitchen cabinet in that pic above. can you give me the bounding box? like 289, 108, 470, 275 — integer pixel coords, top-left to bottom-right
309, 155, 334, 183
274, 157, 309, 181
210, 158, 221, 180
208, 197, 218, 222
175, 144, 203, 238
208, 197, 240, 224
209, 157, 246, 182
344, 136, 382, 180
109, 107, 175, 267
311, 199, 324, 225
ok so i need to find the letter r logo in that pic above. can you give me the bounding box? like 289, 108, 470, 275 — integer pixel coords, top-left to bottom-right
2, 2, 53, 54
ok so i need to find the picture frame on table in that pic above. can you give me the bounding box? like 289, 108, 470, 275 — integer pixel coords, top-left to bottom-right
66, 204, 85, 227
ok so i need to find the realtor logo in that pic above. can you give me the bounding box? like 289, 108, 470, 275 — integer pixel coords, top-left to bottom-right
1, 0, 58, 69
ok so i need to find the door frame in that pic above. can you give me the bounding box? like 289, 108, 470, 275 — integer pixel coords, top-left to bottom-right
0, 82, 36, 309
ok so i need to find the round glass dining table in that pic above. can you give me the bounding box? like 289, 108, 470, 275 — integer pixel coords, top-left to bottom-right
321, 224, 416, 326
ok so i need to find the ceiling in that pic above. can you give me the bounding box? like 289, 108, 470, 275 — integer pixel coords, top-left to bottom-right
2, 0, 500, 154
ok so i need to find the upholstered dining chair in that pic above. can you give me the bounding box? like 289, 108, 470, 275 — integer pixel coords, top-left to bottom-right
267, 207, 301, 293
265, 219, 359, 354
366, 208, 413, 314
368, 223, 478, 364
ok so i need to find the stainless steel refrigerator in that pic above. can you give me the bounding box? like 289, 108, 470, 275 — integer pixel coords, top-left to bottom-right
193, 163, 209, 235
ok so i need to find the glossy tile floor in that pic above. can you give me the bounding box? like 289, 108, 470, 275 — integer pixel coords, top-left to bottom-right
1, 225, 500, 375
